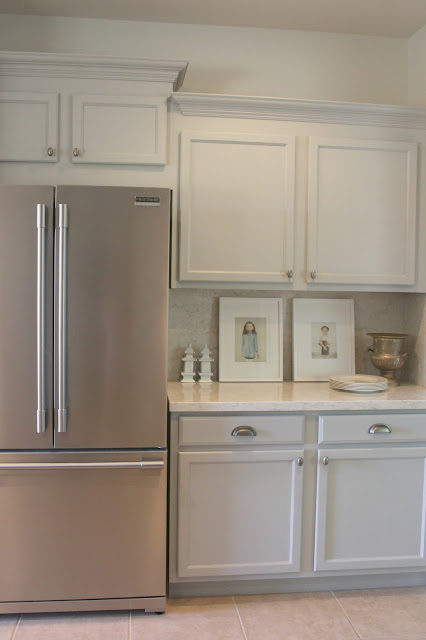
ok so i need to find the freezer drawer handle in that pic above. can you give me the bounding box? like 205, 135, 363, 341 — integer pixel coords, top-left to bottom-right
0, 460, 164, 470
57, 204, 69, 433
37, 204, 47, 434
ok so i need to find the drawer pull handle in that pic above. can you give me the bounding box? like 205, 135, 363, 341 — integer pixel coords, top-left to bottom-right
297, 457, 303, 466
322, 456, 329, 466
231, 426, 257, 437
368, 424, 392, 434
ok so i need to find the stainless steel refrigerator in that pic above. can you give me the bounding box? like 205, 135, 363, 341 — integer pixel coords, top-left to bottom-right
0, 185, 170, 615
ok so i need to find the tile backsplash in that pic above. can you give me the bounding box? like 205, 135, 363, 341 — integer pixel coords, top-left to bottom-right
168, 289, 425, 384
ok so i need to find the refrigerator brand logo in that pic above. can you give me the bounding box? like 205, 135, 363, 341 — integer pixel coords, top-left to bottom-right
134, 196, 161, 206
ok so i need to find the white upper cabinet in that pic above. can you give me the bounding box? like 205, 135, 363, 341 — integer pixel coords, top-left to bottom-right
0, 91, 58, 162
179, 130, 296, 283
307, 137, 418, 286
172, 94, 425, 292
71, 94, 167, 165
0, 52, 189, 170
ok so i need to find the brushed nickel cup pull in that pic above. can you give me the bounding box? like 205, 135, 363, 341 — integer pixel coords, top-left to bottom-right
311, 270, 317, 280
231, 426, 257, 437
297, 457, 303, 466
368, 424, 392, 434
322, 456, 329, 466
287, 269, 294, 279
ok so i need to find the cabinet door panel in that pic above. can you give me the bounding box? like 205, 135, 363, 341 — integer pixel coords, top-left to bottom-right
72, 95, 167, 165
314, 448, 426, 571
179, 131, 295, 283
178, 449, 303, 577
308, 138, 417, 285
0, 91, 58, 162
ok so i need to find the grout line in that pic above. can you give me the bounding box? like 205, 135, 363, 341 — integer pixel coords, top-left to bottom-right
232, 596, 248, 640
128, 610, 132, 640
331, 590, 363, 640
10, 614, 21, 640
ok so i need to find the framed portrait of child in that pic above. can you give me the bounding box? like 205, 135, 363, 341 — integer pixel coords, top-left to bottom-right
219, 297, 283, 382
292, 298, 355, 381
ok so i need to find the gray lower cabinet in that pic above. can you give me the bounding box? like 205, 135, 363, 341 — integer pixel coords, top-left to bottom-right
177, 448, 304, 577
315, 447, 426, 572
170, 411, 426, 590
171, 414, 304, 580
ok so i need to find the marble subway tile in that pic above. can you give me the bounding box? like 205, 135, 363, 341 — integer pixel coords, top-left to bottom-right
168, 290, 415, 383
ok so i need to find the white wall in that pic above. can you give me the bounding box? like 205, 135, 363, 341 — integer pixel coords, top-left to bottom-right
0, 12, 424, 383
0, 14, 409, 105
408, 25, 426, 106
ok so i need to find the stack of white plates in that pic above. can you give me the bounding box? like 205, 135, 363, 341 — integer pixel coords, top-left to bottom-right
329, 374, 388, 393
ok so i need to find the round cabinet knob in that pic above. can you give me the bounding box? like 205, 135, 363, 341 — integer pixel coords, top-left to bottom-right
287, 270, 294, 279
296, 457, 303, 467
47, 147, 54, 157
73, 148, 80, 157
310, 270, 317, 280
322, 456, 329, 466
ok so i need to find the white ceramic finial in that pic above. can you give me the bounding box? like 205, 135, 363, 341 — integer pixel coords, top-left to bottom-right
198, 344, 213, 383
181, 343, 197, 383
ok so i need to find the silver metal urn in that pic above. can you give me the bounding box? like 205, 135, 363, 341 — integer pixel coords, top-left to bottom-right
367, 332, 409, 387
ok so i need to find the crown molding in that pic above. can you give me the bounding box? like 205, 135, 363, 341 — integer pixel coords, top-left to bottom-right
0, 51, 188, 90
172, 93, 426, 129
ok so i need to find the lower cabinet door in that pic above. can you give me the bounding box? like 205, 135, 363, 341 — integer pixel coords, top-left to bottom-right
314, 447, 426, 571
177, 449, 303, 578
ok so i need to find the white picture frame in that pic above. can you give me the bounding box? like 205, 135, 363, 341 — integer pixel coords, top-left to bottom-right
219, 297, 283, 382
292, 298, 355, 381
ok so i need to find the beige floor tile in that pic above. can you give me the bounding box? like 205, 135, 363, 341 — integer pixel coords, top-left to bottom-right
131, 597, 245, 640
0, 616, 19, 640
333, 587, 426, 639
365, 637, 426, 640
235, 591, 360, 640
13, 611, 129, 640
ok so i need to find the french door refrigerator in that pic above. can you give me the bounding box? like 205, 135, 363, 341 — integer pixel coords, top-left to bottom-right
0, 185, 170, 614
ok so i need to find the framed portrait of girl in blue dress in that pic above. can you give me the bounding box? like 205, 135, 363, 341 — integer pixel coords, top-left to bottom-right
219, 297, 283, 381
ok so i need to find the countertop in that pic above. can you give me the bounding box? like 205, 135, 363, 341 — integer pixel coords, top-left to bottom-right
167, 381, 426, 413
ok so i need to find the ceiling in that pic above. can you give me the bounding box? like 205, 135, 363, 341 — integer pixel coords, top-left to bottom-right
0, 0, 425, 38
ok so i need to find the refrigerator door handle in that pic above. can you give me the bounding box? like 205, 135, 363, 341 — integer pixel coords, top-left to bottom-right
0, 460, 165, 470
37, 204, 47, 434
57, 204, 68, 433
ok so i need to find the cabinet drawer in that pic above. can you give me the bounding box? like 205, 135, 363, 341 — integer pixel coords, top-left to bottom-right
179, 415, 304, 446
319, 414, 426, 444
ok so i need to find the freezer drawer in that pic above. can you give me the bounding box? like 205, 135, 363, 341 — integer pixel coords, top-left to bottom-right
0, 451, 166, 606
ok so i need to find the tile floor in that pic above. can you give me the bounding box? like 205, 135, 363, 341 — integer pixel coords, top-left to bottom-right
1, 587, 426, 639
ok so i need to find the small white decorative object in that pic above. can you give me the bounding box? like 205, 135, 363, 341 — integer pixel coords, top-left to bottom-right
198, 344, 213, 383
181, 343, 197, 383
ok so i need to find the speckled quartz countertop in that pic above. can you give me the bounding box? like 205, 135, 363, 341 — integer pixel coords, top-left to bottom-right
167, 382, 426, 413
